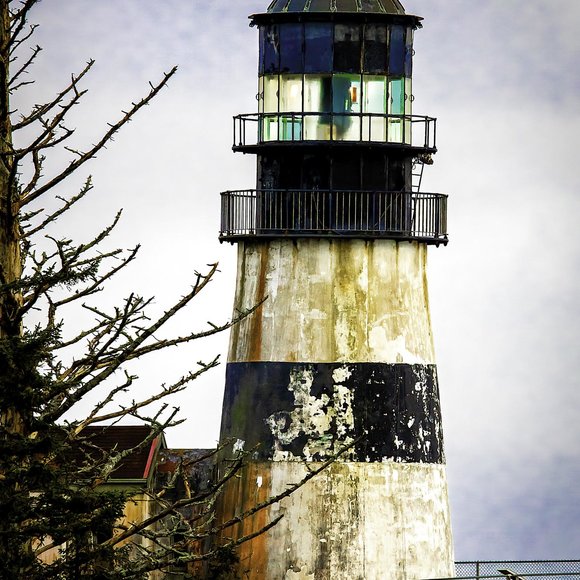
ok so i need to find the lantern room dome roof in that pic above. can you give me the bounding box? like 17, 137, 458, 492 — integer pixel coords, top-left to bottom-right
266, 0, 406, 14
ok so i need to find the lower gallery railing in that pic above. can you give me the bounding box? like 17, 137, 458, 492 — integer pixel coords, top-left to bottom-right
422, 560, 580, 579
220, 189, 448, 245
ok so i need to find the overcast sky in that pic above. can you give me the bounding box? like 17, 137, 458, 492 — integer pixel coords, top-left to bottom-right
15, 0, 580, 564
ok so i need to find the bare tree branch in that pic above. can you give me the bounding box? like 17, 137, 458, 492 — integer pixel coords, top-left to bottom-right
18, 66, 177, 208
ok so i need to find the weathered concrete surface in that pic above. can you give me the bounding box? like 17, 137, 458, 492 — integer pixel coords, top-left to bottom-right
219, 461, 454, 580
228, 239, 435, 365
219, 237, 454, 578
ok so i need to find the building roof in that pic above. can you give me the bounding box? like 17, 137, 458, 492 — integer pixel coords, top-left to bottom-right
266, 0, 406, 14
78, 425, 164, 480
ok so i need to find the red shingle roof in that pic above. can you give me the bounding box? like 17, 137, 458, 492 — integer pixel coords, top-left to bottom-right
78, 426, 163, 480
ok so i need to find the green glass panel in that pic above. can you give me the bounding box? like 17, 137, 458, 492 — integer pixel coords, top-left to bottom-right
389, 77, 404, 114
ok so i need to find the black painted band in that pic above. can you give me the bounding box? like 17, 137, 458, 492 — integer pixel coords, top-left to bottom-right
220, 362, 445, 464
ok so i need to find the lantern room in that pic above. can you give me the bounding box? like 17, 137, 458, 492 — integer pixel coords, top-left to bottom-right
220, 0, 448, 246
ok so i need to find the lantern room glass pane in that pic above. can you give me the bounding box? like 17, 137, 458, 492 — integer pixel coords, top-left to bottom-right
280, 75, 303, 112
305, 23, 333, 73
364, 24, 387, 73
333, 74, 361, 141
388, 25, 405, 76
388, 77, 405, 143
263, 75, 279, 113
363, 75, 387, 142
304, 74, 332, 112
280, 24, 304, 73
363, 76, 387, 113
389, 78, 405, 115
304, 74, 332, 140
259, 28, 265, 74
333, 74, 361, 114
334, 24, 362, 73
405, 77, 412, 115
405, 27, 414, 77
264, 25, 280, 73
304, 115, 332, 140
404, 77, 412, 144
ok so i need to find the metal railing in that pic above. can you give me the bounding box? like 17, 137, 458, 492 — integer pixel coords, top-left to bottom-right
233, 112, 437, 150
423, 560, 580, 579
219, 189, 448, 245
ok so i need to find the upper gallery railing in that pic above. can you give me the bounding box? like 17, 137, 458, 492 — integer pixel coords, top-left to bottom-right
233, 112, 437, 150
220, 189, 448, 245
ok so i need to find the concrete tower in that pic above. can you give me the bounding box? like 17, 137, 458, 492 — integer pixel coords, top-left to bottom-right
218, 1, 453, 578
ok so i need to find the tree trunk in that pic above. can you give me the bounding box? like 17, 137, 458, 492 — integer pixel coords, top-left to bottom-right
0, 0, 26, 450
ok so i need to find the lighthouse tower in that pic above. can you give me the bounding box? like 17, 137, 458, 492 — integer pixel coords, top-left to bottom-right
218, 1, 453, 578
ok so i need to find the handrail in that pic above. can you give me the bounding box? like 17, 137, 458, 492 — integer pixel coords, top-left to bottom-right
424, 560, 580, 580
233, 112, 437, 149
220, 189, 448, 245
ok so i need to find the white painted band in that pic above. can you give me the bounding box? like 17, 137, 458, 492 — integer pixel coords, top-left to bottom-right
221, 461, 455, 580
229, 239, 436, 365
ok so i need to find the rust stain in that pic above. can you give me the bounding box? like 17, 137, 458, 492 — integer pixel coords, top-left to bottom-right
248, 244, 268, 362
228, 244, 246, 357
217, 463, 272, 578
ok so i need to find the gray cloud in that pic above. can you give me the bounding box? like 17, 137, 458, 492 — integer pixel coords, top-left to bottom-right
16, 0, 580, 563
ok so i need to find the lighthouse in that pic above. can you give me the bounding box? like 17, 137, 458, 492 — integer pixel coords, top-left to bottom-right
217, 1, 453, 578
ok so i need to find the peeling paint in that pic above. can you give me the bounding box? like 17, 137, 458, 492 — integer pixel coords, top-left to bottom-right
266, 366, 356, 462
233, 439, 245, 454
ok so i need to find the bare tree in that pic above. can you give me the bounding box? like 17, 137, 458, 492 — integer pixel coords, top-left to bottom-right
0, 0, 332, 577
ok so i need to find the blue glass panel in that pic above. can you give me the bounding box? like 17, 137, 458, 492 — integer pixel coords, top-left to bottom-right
259, 28, 265, 74
388, 25, 405, 76
305, 23, 333, 73
264, 25, 280, 73
405, 27, 414, 77
280, 24, 304, 72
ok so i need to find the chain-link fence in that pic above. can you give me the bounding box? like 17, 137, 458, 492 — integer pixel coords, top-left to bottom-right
423, 560, 580, 579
